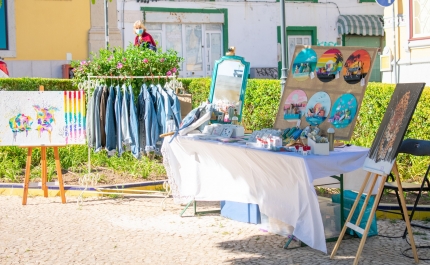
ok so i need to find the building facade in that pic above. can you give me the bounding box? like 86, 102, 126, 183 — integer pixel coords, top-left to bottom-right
380, 0, 430, 85
0, 0, 94, 78
1, 0, 384, 79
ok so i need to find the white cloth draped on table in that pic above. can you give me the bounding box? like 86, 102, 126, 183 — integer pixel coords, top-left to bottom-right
162, 136, 369, 253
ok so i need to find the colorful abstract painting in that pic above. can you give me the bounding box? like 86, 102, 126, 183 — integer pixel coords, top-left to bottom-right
291, 48, 317, 82
63, 91, 86, 145
0, 91, 86, 146
283, 89, 307, 120
315, 49, 343, 83
327, 94, 358, 128
343, 49, 371, 85
363, 83, 425, 175
305, 92, 331, 125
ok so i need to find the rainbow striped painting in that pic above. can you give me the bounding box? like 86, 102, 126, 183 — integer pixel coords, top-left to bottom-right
0, 91, 86, 146
63, 91, 86, 145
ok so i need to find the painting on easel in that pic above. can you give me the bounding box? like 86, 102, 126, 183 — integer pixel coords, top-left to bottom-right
0, 91, 86, 146
363, 83, 426, 175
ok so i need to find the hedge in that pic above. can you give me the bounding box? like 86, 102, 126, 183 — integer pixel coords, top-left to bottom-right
0, 78, 77, 91
1, 78, 429, 181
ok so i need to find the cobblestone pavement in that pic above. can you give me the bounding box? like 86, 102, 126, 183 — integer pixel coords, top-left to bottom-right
1, 195, 430, 265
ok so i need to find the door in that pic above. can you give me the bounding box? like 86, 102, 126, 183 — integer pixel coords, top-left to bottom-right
344, 35, 382, 82
184, 24, 204, 77
205, 31, 222, 76
288, 35, 311, 68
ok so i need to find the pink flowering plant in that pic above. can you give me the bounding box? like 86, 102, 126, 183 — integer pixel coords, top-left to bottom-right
71, 44, 183, 86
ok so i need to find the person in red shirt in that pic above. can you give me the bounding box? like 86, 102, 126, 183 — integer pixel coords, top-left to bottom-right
133, 20, 157, 51
0, 58, 9, 76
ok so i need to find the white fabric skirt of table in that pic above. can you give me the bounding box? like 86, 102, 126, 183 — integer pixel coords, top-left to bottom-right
162, 136, 369, 253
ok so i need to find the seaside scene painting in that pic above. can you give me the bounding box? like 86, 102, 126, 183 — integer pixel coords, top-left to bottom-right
343, 49, 371, 85
291, 48, 317, 82
327, 93, 358, 128
315, 49, 343, 83
305, 91, 331, 125
283, 89, 307, 120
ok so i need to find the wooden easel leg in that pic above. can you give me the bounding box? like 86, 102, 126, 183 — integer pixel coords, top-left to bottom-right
352, 174, 386, 265
22, 148, 33, 205
41, 147, 48, 197
53, 147, 66, 204
392, 162, 419, 263
330, 171, 372, 259
355, 174, 378, 225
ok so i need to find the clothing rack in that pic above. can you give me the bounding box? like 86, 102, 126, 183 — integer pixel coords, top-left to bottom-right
76, 74, 178, 207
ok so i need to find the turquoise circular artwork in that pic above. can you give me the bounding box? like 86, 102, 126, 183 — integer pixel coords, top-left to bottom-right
305, 91, 331, 125
292, 48, 317, 81
328, 93, 358, 128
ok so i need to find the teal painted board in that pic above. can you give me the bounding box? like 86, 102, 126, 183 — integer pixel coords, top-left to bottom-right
332, 190, 378, 238
220, 201, 261, 224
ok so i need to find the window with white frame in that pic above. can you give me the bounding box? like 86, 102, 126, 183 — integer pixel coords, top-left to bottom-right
0, 0, 16, 57
288, 35, 311, 67
0, 1, 8, 50
146, 23, 222, 77
410, 0, 430, 39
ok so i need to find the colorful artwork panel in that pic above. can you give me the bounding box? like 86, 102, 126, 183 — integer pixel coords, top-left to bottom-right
283, 89, 307, 120
292, 48, 317, 81
315, 49, 343, 83
343, 49, 371, 84
363, 83, 425, 175
0, 91, 86, 146
328, 94, 358, 128
305, 91, 331, 125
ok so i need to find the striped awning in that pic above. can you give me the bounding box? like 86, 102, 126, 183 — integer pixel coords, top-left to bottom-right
337, 15, 384, 36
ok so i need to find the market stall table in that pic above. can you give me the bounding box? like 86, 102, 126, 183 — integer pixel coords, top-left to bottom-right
162, 136, 369, 253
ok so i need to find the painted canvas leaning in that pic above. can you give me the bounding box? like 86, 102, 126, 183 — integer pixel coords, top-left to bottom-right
0, 91, 86, 146
363, 83, 426, 175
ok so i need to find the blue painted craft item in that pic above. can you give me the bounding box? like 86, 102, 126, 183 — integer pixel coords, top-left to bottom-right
282, 128, 291, 139
286, 127, 297, 138
291, 129, 303, 140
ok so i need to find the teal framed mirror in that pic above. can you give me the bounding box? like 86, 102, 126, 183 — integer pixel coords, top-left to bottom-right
208, 55, 250, 122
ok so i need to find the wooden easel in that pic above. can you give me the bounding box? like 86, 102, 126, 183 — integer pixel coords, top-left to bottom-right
21, 86, 66, 205
330, 163, 419, 264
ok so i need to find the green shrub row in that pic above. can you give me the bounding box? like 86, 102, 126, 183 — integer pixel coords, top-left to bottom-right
1, 77, 429, 182
0, 77, 77, 91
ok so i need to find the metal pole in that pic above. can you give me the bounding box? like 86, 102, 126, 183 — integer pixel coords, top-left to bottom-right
280, 0, 288, 96
104, 0, 109, 49
392, 4, 397, 84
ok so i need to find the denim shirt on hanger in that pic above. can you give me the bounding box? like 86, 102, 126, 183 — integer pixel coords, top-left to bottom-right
94, 86, 103, 152
137, 85, 146, 153
121, 84, 132, 145
139, 84, 158, 153
151, 84, 166, 140
166, 87, 181, 130
114, 85, 124, 156
128, 85, 140, 159
105, 85, 116, 154
86, 86, 97, 148
159, 84, 174, 131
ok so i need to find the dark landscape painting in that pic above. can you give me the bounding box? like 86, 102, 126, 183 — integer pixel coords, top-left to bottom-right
363, 83, 426, 175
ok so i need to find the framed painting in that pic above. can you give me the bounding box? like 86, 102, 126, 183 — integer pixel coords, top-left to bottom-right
0, 91, 86, 146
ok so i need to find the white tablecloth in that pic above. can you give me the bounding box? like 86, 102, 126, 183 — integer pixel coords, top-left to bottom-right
162, 136, 369, 253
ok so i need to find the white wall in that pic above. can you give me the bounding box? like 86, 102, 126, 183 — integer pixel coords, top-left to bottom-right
117, 0, 383, 70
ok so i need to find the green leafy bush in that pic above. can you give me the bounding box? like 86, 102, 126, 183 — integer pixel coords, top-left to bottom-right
71, 44, 183, 87
0, 78, 76, 91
